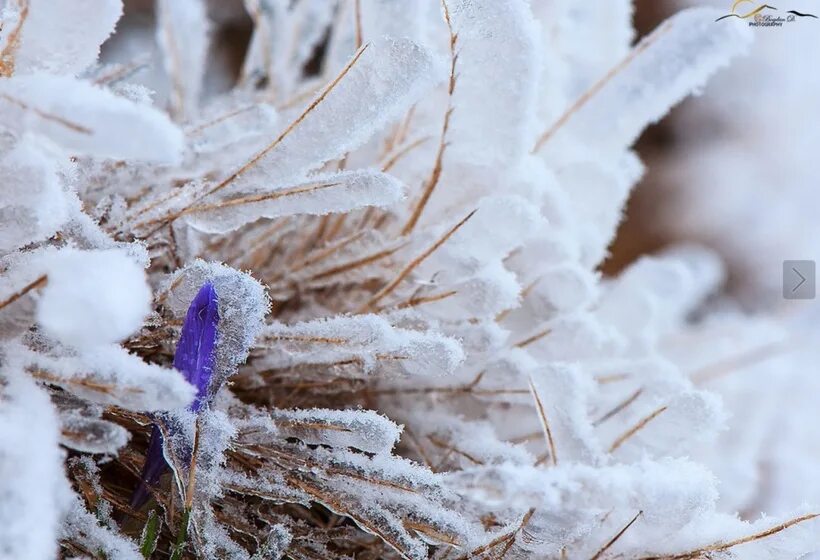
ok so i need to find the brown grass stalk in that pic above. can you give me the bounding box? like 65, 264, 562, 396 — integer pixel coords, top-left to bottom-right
0, 0, 28, 77
532, 20, 673, 153
609, 406, 668, 453
136, 44, 370, 235
308, 242, 406, 281
589, 510, 642, 560
361, 209, 476, 311
690, 341, 791, 384
401, 0, 458, 235
527, 376, 558, 466
381, 136, 432, 173
638, 513, 820, 560
0, 92, 92, 134
180, 181, 341, 216
457, 508, 535, 560
593, 388, 643, 427
0, 274, 47, 311
514, 327, 552, 349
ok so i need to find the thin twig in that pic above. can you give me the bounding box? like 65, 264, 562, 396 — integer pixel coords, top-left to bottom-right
589, 511, 643, 560
381, 136, 432, 172
690, 341, 791, 384
180, 181, 341, 216
593, 388, 643, 427
514, 327, 551, 348
527, 376, 557, 466
0, 0, 29, 77
391, 289, 458, 311
0, 275, 47, 311
401, 0, 458, 235
136, 44, 370, 234
362, 209, 476, 311
308, 242, 406, 282
0, 93, 92, 134
639, 513, 820, 559
457, 508, 535, 559
609, 406, 668, 453
353, 0, 363, 48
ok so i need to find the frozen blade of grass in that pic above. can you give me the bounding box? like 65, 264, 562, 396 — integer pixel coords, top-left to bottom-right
535, 7, 753, 160
204, 37, 439, 199
156, 0, 209, 120
12, 0, 122, 75
184, 170, 405, 234
0, 75, 184, 162
139, 509, 161, 559
447, 0, 542, 167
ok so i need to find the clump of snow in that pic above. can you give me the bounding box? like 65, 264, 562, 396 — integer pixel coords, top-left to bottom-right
36, 249, 151, 349
0, 369, 67, 560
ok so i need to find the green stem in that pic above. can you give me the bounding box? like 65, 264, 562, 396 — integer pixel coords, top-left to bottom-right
169, 509, 191, 560
139, 509, 161, 559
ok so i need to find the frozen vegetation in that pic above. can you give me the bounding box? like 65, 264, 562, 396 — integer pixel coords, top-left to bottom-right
0, 0, 818, 558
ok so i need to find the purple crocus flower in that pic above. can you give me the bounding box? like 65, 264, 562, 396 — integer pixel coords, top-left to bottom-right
131, 282, 219, 509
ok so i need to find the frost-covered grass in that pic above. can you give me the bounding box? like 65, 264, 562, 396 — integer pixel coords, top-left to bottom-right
0, 0, 818, 559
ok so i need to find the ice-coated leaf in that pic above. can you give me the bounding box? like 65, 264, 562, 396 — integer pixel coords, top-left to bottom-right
188, 99, 279, 154
208, 37, 441, 197
529, 363, 604, 465
55, 396, 130, 454
360, 0, 425, 42
449, 458, 720, 556
186, 169, 405, 234
272, 408, 402, 455
10, 0, 123, 76
0, 137, 70, 254
62, 495, 143, 560
414, 195, 546, 281
447, 0, 542, 166
259, 314, 464, 376
156, 0, 209, 119
531, 0, 634, 92
252, 524, 291, 560
26, 344, 196, 412
324, 0, 425, 72
0, 74, 184, 162
539, 7, 753, 160
60, 415, 130, 455
242, 0, 338, 95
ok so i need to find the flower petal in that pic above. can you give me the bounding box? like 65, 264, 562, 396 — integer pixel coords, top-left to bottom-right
173, 282, 219, 411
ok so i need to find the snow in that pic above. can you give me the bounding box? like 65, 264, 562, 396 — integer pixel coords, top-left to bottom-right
156, 0, 210, 120
447, 0, 542, 166
0, 0, 817, 558
36, 249, 152, 349
0, 369, 66, 560
207, 37, 441, 198
0, 137, 69, 254
272, 408, 402, 455
0, 74, 184, 162
12, 0, 123, 76
186, 169, 406, 234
